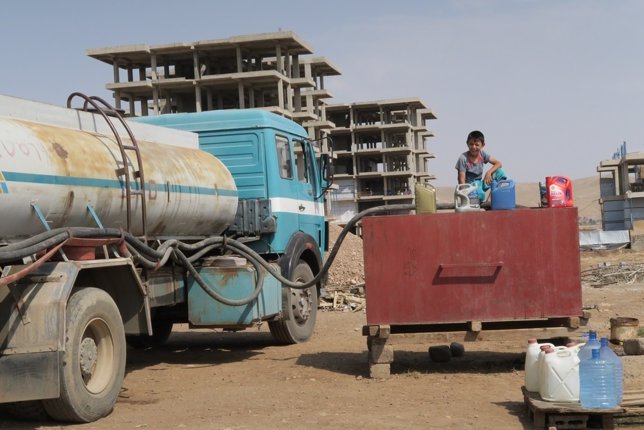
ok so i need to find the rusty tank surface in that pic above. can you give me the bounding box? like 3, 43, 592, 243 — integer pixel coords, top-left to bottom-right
0, 113, 238, 240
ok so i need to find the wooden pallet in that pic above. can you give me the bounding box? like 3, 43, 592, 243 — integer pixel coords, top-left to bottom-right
614, 390, 644, 427
363, 315, 588, 378
522, 386, 623, 430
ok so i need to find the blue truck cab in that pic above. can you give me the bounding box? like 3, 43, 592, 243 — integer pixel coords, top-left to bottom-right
135, 109, 332, 343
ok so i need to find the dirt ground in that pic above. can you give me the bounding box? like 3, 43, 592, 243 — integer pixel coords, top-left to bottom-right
3, 249, 644, 429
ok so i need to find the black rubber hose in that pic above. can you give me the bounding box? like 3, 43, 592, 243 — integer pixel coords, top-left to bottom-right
223, 203, 415, 289
173, 247, 266, 306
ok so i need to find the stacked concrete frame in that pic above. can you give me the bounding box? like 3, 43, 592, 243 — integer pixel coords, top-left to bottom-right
86, 31, 341, 145
326, 99, 436, 223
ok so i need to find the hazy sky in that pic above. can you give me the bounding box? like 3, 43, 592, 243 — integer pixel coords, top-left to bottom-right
1, 0, 642, 185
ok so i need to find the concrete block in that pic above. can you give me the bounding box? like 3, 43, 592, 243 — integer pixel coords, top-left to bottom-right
369, 363, 391, 379
623, 338, 644, 355
369, 343, 394, 364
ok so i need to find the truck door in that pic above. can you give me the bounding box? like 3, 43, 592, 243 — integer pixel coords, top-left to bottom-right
293, 139, 323, 245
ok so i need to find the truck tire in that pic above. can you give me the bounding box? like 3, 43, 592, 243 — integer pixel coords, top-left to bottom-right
126, 318, 173, 349
42, 287, 126, 423
269, 261, 317, 344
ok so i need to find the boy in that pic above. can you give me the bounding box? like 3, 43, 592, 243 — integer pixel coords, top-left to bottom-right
455, 130, 506, 202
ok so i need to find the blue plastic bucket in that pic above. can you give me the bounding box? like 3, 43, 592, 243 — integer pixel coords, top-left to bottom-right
491, 179, 516, 210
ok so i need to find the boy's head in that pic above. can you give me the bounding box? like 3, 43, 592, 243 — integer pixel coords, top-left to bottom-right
466, 130, 485, 146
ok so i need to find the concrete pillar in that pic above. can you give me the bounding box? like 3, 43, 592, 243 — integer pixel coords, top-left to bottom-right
195, 85, 202, 112
206, 88, 213, 110
164, 64, 170, 79
285, 83, 292, 111
238, 82, 245, 109
292, 56, 301, 111
276, 45, 283, 74
140, 98, 148, 116
127, 66, 133, 82
165, 94, 171, 114
152, 86, 159, 114
249, 87, 255, 108
236, 46, 243, 73
128, 95, 135, 116
193, 50, 200, 79
277, 80, 284, 109
294, 88, 301, 111
305, 93, 313, 113
258, 90, 265, 107
113, 62, 120, 83
139, 66, 146, 81
320, 75, 325, 90
285, 50, 291, 78
114, 91, 122, 110
150, 55, 158, 80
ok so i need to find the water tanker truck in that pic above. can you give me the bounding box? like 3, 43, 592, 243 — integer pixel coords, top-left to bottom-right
0, 93, 339, 422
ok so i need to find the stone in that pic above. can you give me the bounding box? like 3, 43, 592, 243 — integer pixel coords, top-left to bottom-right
623, 338, 644, 355
428, 345, 452, 363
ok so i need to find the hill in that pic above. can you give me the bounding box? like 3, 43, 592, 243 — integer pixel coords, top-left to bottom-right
435, 176, 601, 222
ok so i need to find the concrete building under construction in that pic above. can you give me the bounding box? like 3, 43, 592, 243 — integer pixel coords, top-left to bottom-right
87, 31, 340, 144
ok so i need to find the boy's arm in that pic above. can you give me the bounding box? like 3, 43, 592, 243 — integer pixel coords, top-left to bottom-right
457, 170, 466, 184
483, 156, 503, 184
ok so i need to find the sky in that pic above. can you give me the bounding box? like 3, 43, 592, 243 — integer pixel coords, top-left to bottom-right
1, 0, 643, 185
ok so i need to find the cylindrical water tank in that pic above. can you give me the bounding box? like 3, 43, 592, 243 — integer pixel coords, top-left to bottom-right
0, 117, 238, 240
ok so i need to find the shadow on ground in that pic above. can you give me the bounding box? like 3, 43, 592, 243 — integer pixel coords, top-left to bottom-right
296, 349, 525, 377
125, 330, 281, 374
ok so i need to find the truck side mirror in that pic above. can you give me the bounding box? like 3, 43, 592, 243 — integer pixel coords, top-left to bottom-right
321, 153, 334, 183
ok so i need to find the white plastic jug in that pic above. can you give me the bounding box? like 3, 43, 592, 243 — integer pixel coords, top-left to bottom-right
525, 340, 555, 392
540, 348, 580, 402
538, 346, 567, 400
454, 183, 481, 212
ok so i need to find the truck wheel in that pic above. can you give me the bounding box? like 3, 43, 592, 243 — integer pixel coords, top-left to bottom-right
269, 261, 317, 344
126, 318, 173, 349
42, 288, 126, 423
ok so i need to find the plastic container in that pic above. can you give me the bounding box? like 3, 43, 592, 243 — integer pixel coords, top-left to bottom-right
415, 182, 437, 214
454, 183, 481, 212
540, 348, 581, 402
580, 348, 619, 409
539, 346, 568, 400
546, 176, 574, 208
578, 331, 601, 361
539, 182, 548, 207
491, 179, 516, 210
525, 339, 554, 392
600, 337, 624, 404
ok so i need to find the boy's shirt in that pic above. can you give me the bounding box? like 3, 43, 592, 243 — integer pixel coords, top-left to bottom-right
455, 150, 491, 183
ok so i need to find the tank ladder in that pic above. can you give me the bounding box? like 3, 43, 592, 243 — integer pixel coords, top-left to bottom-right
67, 93, 147, 240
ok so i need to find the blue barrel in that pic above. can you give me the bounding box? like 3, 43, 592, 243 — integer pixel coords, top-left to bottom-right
491, 179, 516, 210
